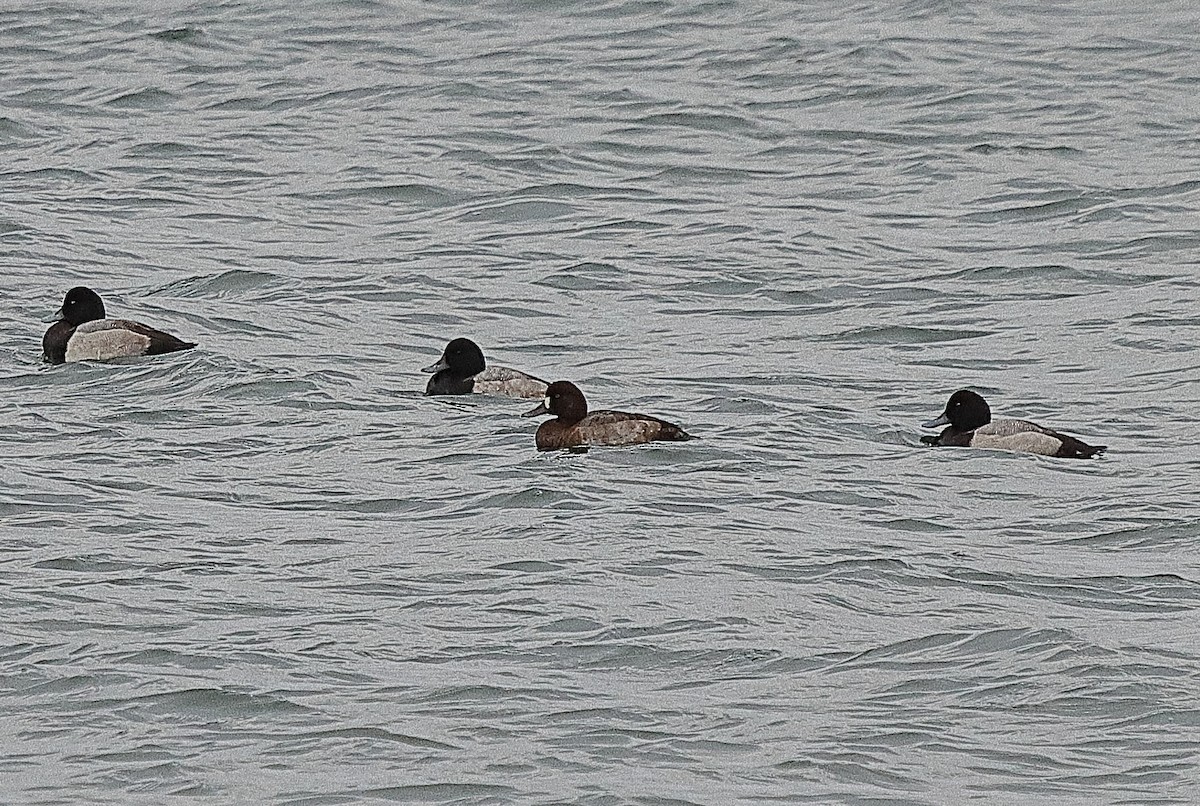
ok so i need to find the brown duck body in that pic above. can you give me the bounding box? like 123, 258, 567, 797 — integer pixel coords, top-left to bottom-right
524, 380, 692, 451
534, 409, 692, 451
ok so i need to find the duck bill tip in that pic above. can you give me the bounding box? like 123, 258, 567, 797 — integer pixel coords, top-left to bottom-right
522, 402, 550, 418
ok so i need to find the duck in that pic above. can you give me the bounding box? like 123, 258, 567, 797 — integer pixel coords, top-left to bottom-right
921, 389, 1106, 458
42, 286, 196, 365
422, 337, 548, 399
522, 380, 692, 451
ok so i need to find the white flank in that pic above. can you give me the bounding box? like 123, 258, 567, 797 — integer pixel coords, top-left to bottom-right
972, 430, 1061, 456
65, 322, 151, 362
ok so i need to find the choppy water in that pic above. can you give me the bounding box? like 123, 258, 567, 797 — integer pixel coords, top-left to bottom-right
2, 1, 1199, 803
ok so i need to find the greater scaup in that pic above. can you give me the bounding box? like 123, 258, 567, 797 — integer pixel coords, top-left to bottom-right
921, 389, 1106, 458
522, 380, 692, 451
422, 337, 548, 399
42, 286, 196, 365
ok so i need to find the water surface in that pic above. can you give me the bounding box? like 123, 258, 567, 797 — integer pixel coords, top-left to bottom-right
2, 1, 1199, 804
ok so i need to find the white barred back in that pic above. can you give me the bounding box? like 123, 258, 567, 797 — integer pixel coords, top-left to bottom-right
65, 320, 151, 362
972, 420, 1062, 455
471, 365, 548, 399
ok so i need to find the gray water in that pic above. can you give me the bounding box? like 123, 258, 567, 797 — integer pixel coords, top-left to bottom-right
2, 1, 1199, 803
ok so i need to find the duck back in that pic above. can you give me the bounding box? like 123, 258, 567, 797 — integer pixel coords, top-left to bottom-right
535, 409, 692, 451
471, 366, 548, 399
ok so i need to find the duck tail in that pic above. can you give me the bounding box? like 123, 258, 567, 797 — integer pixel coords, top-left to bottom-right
662, 423, 693, 441
1059, 439, 1106, 459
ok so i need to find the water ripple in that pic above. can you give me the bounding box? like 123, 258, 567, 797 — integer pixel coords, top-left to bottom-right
1, 0, 1198, 803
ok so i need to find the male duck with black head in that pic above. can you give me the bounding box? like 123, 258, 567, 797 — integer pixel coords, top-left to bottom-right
422, 337, 547, 399
523, 380, 692, 451
921, 389, 1106, 459
43, 286, 196, 364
